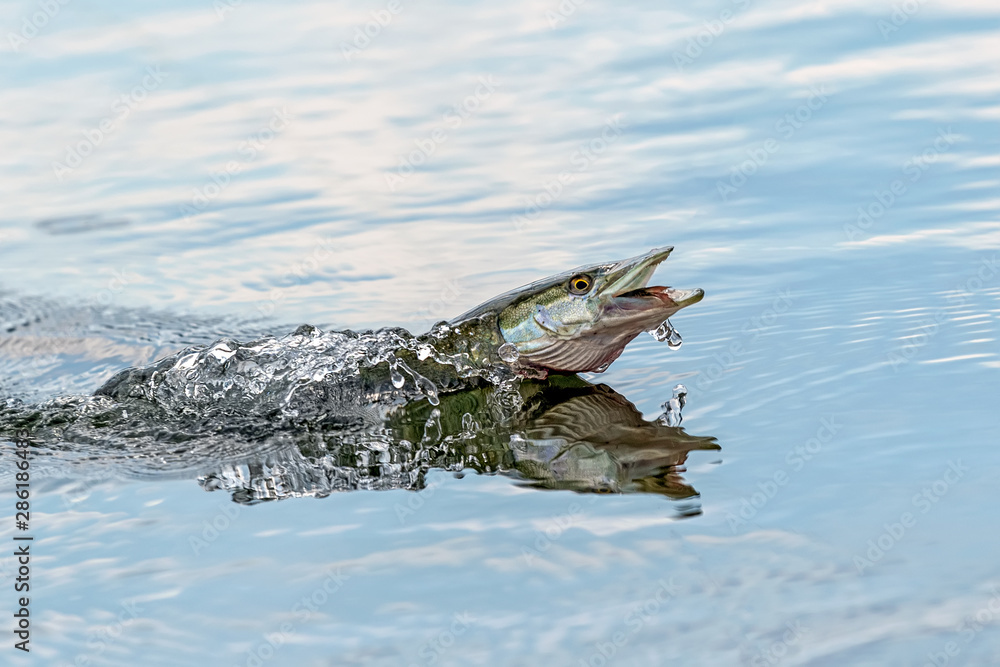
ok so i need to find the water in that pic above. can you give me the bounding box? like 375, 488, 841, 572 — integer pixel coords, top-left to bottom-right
2, 0, 999, 664
650, 318, 683, 349
497, 342, 520, 363
660, 384, 687, 428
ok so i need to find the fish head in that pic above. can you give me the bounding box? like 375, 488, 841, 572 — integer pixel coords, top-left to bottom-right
454, 246, 703, 373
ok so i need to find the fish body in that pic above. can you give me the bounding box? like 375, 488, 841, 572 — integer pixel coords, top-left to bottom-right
90, 247, 704, 409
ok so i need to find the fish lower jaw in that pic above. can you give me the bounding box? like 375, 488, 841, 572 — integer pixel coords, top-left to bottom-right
666, 287, 704, 307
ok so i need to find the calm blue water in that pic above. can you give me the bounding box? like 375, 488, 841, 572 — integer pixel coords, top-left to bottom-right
2, 0, 999, 664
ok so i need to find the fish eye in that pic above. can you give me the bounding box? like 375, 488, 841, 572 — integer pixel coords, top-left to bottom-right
567, 274, 592, 295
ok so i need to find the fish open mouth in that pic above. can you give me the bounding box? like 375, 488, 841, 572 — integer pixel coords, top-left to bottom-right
599, 246, 704, 313
615, 285, 705, 309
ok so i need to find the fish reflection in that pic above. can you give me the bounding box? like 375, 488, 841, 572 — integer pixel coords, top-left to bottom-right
195, 377, 719, 511
4, 375, 719, 514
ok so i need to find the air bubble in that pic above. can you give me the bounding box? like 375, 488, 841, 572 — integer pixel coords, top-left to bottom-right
497, 342, 519, 363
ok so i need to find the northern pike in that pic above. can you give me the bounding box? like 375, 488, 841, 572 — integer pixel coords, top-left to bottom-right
1, 247, 715, 503
92, 245, 704, 407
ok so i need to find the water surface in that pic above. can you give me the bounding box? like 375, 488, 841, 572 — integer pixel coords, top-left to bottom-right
2, 0, 999, 664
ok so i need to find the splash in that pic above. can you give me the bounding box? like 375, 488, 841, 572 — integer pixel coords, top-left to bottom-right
659, 384, 687, 427
650, 319, 683, 349
396, 359, 440, 406
90, 322, 526, 419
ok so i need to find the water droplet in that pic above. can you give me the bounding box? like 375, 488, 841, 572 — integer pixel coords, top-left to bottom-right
398, 359, 439, 405
461, 412, 479, 432
390, 370, 405, 389
650, 319, 683, 349
388, 358, 405, 388
422, 408, 442, 443
420, 378, 440, 406
649, 320, 670, 342
660, 384, 688, 427
497, 342, 519, 363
